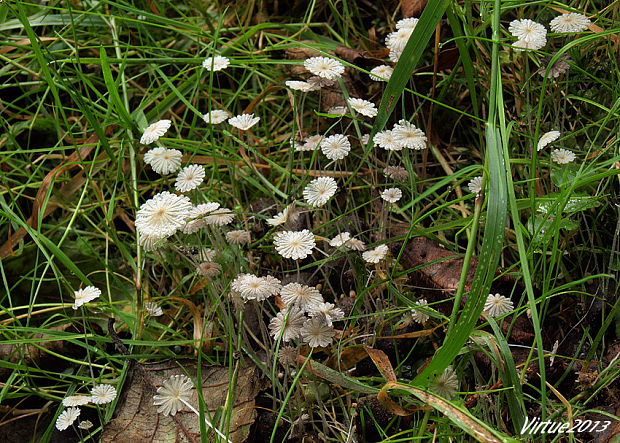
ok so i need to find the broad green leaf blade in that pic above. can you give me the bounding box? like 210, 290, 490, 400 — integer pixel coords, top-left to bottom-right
412, 0, 508, 390
413, 127, 508, 388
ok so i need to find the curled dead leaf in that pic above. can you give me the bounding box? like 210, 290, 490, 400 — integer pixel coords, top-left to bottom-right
393, 236, 522, 317
364, 346, 397, 383
168, 297, 214, 354
377, 389, 425, 417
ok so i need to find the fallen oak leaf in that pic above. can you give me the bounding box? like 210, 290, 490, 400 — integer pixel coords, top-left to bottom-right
107, 319, 195, 441
393, 236, 534, 345
393, 235, 473, 297
392, 235, 520, 308
334, 45, 385, 66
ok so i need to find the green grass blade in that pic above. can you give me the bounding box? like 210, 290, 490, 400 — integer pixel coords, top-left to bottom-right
345, 0, 450, 186
412, 0, 508, 388
370, 0, 450, 136
382, 382, 521, 442
99, 46, 134, 130
483, 321, 526, 431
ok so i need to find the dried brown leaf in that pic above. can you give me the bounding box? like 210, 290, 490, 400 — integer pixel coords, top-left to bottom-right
401, 0, 428, 18
285, 44, 325, 76
334, 46, 384, 66
167, 297, 214, 354
364, 347, 397, 383
394, 236, 534, 343
376, 389, 424, 416
396, 236, 474, 296
102, 361, 262, 443
395, 236, 518, 304
325, 346, 369, 371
